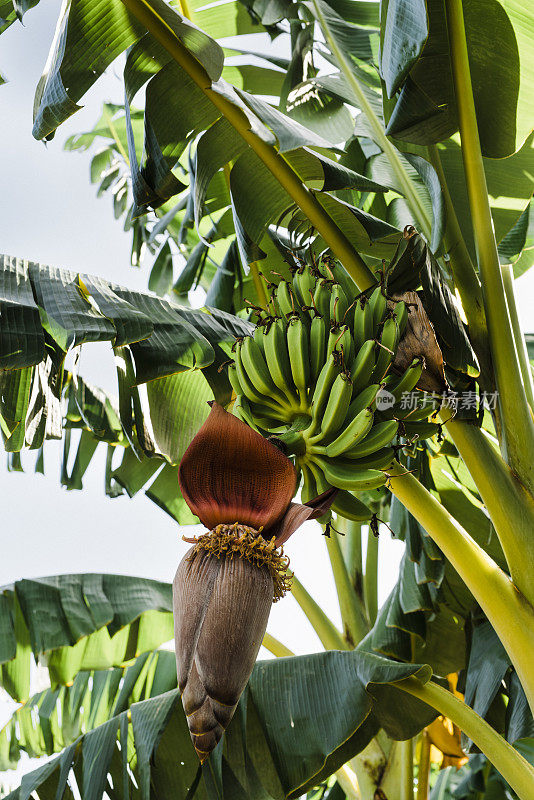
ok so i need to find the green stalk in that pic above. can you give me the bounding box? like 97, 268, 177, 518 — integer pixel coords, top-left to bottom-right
501, 263, 534, 410
364, 529, 378, 626
325, 529, 368, 646
380, 740, 413, 800
249, 261, 269, 310
386, 461, 534, 713
291, 575, 349, 650
426, 144, 490, 377
262, 633, 294, 658
394, 677, 534, 800
445, 0, 534, 492
416, 731, 431, 800
120, 0, 376, 291
338, 517, 363, 597
335, 765, 362, 800
311, 0, 431, 241
103, 105, 130, 165
442, 415, 534, 607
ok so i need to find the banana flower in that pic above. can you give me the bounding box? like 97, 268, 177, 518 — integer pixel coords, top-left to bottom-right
174, 402, 336, 761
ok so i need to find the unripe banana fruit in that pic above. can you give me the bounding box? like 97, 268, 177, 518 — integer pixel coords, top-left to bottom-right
230, 256, 441, 521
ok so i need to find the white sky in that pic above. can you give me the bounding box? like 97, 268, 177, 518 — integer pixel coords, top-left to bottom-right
0, 0, 532, 789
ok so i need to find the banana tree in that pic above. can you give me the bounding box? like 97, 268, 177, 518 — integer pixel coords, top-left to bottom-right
1, 0, 534, 798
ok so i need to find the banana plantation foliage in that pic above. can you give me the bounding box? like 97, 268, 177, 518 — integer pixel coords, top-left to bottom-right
1, 0, 534, 797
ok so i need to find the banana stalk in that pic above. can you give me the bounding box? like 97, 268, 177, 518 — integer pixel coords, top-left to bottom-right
119, 0, 376, 292
394, 677, 534, 800
445, 0, 534, 494
290, 576, 349, 651
325, 528, 368, 646
442, 413, 534, 609
386, 461, 534, 714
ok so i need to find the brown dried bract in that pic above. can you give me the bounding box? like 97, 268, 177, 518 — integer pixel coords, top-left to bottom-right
389, 291, 448, 394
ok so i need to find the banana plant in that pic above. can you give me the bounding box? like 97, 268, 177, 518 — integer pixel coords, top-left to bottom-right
1, 0, 534, 798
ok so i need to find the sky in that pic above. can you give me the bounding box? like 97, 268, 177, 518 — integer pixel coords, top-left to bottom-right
0, 0, 533, 790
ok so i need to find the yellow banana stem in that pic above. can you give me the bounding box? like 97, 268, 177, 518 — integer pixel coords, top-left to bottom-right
250, 261, 269, 310
394, 677, 534, 800
445, 0, 534, 493
442, 414, 534, 608
262, 632, 294, 658
386, 461, 534, 713
416, 731, 431, 800
501, 263, 534, 411
325, 529, 368, 645
119, 0, 376, 291
291, 575, 349, 651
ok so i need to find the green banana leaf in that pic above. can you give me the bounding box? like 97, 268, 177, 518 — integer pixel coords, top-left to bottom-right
0, 574, 174, 702
382, 0, 534, 159
2, 648, 435, 800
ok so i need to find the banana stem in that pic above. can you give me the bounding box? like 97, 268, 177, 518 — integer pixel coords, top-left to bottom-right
262, 632, 294, 658
416, 731, 431, 800
335, 765, 362, 799
310, 0, 431, 241
445, 0, 534, 493
394, 677, 534, 800
338, 517, 363, 596
325, 529, 369, 646
291, 575, 349, 650
250, 261, 269, 310
103, 105, 130, 165
120, 0, 376, 291
442, 414, 534, 608
386, 461, 534, 713
501, 264, 534, 411
426, 144, 489, 377
364, 529, 378, 625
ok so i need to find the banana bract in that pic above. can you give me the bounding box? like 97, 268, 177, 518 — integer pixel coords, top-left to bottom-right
230, 257, 442, 521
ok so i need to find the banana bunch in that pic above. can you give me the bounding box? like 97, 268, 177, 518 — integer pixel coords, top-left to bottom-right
229, 258, 440, 522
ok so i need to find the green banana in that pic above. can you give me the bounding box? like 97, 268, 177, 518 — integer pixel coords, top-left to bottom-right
400, 421, 441, 439
343, 420, 399, 458
232, 395, 261, 432
330, 284, 349, 326
331, 490, 373, 521
399, 401, 437, 422
277, 280, 298, 318
310, 314, 327, 382
327, 325, 353, 365
264, 319, 297, 400
307, 459, 330, 494
346, 383, 380, 420
369, 286, 387, 334
353, 296, 374, 351
286, 316, 310, 400
312, 455, 387, 491
387, 357, 424, 402
348, 447, 396, 471
253, 325, 267, 356
293, 265, 316, 308
235, 341, 279, 408
317, 407, 374, 458
308, 354, 340, 432
350, 340, 376, 393
241, 336, 284, 401
300, 463, 318, 504
371, 316, 398, 382
228, 361, 245, 398
393, 300, 408, 337
313, 278, 332, 320
249, 399, 290, 428
314, 372, 353, 442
